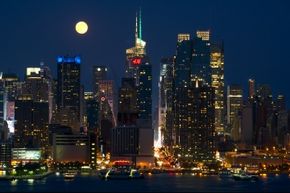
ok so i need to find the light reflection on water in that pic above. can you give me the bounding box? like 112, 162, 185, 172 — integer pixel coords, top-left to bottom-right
0, 173, 289, 192
10, 179, 17, 186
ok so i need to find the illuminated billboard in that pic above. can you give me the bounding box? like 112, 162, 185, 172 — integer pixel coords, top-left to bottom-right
131, 57, 142, 66
12, 148, 41, 161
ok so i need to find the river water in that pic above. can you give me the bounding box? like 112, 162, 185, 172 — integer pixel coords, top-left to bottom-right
0, 173, 289, 192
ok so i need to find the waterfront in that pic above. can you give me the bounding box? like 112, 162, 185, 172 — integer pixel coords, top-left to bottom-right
0, 173, 289, 192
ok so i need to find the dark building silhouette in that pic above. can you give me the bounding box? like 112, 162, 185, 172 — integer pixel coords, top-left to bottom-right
14, 95, 49, 150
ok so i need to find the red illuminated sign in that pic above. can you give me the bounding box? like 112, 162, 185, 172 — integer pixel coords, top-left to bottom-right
100, 96, 106, 102
131, 57, 142, 66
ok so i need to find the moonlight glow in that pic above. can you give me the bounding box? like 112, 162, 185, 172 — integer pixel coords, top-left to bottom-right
75, 21, 88, 34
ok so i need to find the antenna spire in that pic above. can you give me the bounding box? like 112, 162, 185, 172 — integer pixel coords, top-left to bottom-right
135, 12, 138, 45
139, 7, 142, 40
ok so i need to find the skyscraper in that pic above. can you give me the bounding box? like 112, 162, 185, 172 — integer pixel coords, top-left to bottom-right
92, 66, 107, 98
241, 102, 254, 146
1, 73, 20, 133
117, 78, 138, 125
22, 67, 50, 103
1, 73, 19, 101
137, 58, 152, 121
56, 56, 81, 132
248, 79, 255, 99
177, 34, 190, 43
14, 95, 49, 150
253, 84, 274, 147
210, 42, 225, 134
158, 57, 174, 147
173, 31, 215, 164
0, 75, 4, 132
227, 85, 243, 141
84, 92, 99, 133
112, 10, 153, 166
98, 80, 115, 124
186, 80, 215, 163
125, 9, 146, 83
92, 66, 115, 153
196, 30, 210, 41
123, 9, 152, 124
40, 64, 54, 123
191, 35, 211, 84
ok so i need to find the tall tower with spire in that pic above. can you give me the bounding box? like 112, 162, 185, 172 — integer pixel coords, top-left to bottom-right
125, 8, 146, 82
112, 9, 154, 167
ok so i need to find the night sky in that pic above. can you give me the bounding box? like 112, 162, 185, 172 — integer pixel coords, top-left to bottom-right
0, 0, 290, 108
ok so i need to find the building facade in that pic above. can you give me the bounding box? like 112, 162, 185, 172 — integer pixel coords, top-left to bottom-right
14, 95, 49, 151
56, 56, 81, 133
210, 42, 225, 134
227, 84, 243, 140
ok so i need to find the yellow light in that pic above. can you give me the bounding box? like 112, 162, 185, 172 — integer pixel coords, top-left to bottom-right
260, 173, 267, 177
75, 21, 88, 35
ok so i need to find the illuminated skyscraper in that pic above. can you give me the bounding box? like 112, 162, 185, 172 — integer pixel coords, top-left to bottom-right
117, 78, 138, 125
84, 92, 99, 132
14, 95, 49, 150
227, 85, 243, 141
92, 66, 107, 98
191, 33, 211, 84
1, 73, 20, 133
98, 80, 115, 123
275, 95, 288, 147
40, 64, 54, 123
177, 34, 190, 42
92, 66, 115, 152
186, 80, 215, 163
196, 30, 210, 41
137, 58, 152, 121
125, 9, 146, 84
56, 56, 81, 132
253, 84, 274, 147
22, 67, 50, 103
158, 57, 174, 147
0, 75, 4, 132
1, 73, 19, 101
210, 42, 225, 133
173, 31, 215, 164
173, 31, 212, 144
112, 10, 153, 166
248, 79, 255, 99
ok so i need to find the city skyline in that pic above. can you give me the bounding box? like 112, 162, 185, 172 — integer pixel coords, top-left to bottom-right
0, 0, 290, 108
0, 1, 290, 192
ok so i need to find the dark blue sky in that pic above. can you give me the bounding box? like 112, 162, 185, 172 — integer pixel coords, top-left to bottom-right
0, 0, 290, 108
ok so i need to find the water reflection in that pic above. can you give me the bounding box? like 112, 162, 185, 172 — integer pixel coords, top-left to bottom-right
1, 173, 290, 192
27, 179, 34, 185
10, 179, 18, 186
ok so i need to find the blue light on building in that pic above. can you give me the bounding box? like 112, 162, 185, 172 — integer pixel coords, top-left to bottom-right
57, 57, 63, 63
75, 56, 81, 64
57, 56, 81, 64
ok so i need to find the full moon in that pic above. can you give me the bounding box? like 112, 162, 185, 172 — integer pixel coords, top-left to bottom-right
75, 21, 88, 35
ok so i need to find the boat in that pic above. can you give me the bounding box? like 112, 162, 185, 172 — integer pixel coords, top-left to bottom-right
103, 161, 144, 180
232, 170, 259, 181
63, 170, 77, 180
80, 166, 92, 175
218, 168, 233, 179
129, 169, 144, 179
